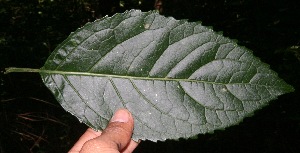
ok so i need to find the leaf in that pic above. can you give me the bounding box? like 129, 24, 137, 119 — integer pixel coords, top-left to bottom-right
40, 10, 294, 141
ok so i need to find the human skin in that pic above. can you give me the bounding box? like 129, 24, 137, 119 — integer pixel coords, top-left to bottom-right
69, 109, 139, 153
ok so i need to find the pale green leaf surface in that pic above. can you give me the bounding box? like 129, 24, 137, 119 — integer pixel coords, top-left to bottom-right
40, 10, 294, 141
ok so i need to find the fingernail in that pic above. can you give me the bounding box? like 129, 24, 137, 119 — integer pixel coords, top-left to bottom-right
111, 109, 130, 123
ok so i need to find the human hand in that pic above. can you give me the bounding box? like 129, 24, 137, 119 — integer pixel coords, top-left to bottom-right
69, 109, 139, 153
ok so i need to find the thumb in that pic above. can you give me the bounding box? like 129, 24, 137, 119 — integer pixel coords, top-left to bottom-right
80, 109, 134, 153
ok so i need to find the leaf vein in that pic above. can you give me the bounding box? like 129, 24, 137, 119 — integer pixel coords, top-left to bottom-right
130, 79, 188, 123
63, 75, 107, 123
54, 29, 106, 70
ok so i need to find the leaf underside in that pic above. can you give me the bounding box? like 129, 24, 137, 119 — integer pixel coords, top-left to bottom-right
40, 10, 294, 141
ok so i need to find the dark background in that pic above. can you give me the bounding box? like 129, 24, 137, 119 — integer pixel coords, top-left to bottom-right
1, 0, 300, 152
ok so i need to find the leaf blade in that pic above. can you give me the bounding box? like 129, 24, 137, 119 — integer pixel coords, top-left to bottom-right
41, 10, 294, 141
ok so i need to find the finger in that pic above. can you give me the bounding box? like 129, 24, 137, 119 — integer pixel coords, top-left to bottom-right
101, 109, 134, 150
121, 139, 140, 153
80, 109, 137, 152
68, 128, 102, 153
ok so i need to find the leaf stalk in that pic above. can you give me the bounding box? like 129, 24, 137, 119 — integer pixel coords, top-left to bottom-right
4, 67, 41, 74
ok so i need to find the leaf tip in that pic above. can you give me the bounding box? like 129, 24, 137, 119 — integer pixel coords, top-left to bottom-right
285, 84, 295, 93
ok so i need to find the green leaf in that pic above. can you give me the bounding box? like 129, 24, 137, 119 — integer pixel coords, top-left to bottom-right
40, 10, 294, 141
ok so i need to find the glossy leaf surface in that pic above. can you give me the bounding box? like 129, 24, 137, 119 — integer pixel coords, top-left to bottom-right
40, 10, 294, 141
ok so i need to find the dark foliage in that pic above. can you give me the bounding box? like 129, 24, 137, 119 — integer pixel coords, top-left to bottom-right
1, 0, 299, 152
